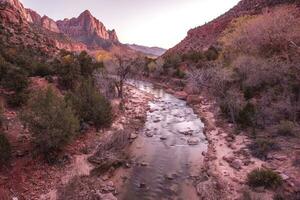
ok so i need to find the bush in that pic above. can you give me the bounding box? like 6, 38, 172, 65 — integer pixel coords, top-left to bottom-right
0, 101, 4, 129
66, 80, 112, 131
1, 66, 29, 93
0, 133, 11, 166
237, 103, 256, 128
33, 63, 53, 77
248, 139, 279, 160
277, 120, 296, 136
7, 90, 29, 108
174, 68, 186, 79
21, 88, 79, 163
204, 46, 219, 61
247, 168, 282, 189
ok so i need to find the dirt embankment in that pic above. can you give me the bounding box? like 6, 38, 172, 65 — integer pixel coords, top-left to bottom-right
148, 77, 300, 200
0, 84, 153, 200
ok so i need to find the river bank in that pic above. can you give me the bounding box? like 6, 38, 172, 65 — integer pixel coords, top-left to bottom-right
0, 84, 153, 200
146, 77, 300, 200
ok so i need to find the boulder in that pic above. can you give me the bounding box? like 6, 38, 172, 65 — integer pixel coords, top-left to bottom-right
187, 95, 202, 105
174, 91, 188, 100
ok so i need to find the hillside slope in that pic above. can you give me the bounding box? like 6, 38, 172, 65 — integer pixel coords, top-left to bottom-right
165, 0, 298, 56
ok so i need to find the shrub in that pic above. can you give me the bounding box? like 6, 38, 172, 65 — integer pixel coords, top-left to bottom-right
237, 103, 256, 128
174, 68, 186, 79
33, 63, 53, 77
7, 90, 29, 108
0, 101, 4, 128
1, 66, 29, 93
21, 88, 79, 163
0, 133, 11, 166
66, 80, 112, 131
248, 139, 279, 160
277, 120, 296, 136
204, 46, 219, 61
247, 168, 282, 189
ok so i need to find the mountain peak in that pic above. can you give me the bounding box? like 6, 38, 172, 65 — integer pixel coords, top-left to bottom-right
80, 9, 93, 18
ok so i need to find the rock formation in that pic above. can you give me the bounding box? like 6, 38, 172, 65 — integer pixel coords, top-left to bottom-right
57, 10, 119, 50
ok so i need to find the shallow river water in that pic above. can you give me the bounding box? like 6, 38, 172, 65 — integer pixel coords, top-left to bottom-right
113, 81, 208, 200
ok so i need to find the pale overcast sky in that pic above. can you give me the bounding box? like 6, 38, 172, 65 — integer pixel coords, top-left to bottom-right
20, 0, 240, 49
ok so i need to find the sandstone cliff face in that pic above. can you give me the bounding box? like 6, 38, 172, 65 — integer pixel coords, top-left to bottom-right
165, 0, 298, 56
57, 10, 119, 50
41, 16, 60, 33
0, 0, 133, 54
26, 8, 41, 25
0, 0, 32, 24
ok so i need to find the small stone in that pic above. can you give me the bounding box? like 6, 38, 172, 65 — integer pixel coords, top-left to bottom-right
125, 163, 131, 168
273, 155, 288, 161
187, 138, 200, 145
102, 175, 109, 181
223, 155, 235, 163
160, 136, 168, 140
141, 162, 148, 167
138, 182, 146, 188
280, 173, 289, 181
230, 159, 242, 170
145, 132, 154, 137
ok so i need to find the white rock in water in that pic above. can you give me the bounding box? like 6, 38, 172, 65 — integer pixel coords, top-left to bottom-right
145, 132, 154, 137
130, 133, 138, 140
187, 138, 200, 145
160, 136, 168, 140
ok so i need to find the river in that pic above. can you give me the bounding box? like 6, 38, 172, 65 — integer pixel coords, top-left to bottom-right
112, 80, 208, 200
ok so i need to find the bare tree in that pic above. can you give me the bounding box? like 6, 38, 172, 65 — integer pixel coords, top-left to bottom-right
113, 56, 132, 99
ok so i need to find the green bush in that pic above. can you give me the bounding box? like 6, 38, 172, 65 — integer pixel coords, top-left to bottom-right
248, 139, 278, 160
0, 102, 3, 129
237, 103, 256, 128
1, 66, 29, 93
0, 133, 11, 166
7, 90, 29, 107
66, 80, 112, 131
204, 46, 219, 61
33, 63, 53, 77
174, 68, 186, 79
247, 168, 282, 189
21, 88, 79, 163
277, 120, 296, 136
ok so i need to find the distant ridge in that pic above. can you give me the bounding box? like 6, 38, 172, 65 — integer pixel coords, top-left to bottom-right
127, 44, 166, 57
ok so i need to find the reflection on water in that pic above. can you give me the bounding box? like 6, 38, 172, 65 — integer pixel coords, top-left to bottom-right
117, 80, 208, 200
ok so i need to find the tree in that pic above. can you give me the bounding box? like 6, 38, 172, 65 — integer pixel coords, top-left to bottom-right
113, 56, 132, 98
78, 51, 104, 77
0, 133, 11, 166
0, 101, 4, 129
55, 54, 81, 90
66, 79, 112, 131
21, 88, 79, 162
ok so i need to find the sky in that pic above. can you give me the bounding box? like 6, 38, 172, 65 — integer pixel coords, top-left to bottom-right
20, 0, 240, 49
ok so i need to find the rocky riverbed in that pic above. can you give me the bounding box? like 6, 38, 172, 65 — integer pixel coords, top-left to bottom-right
109, 80, 208, 200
